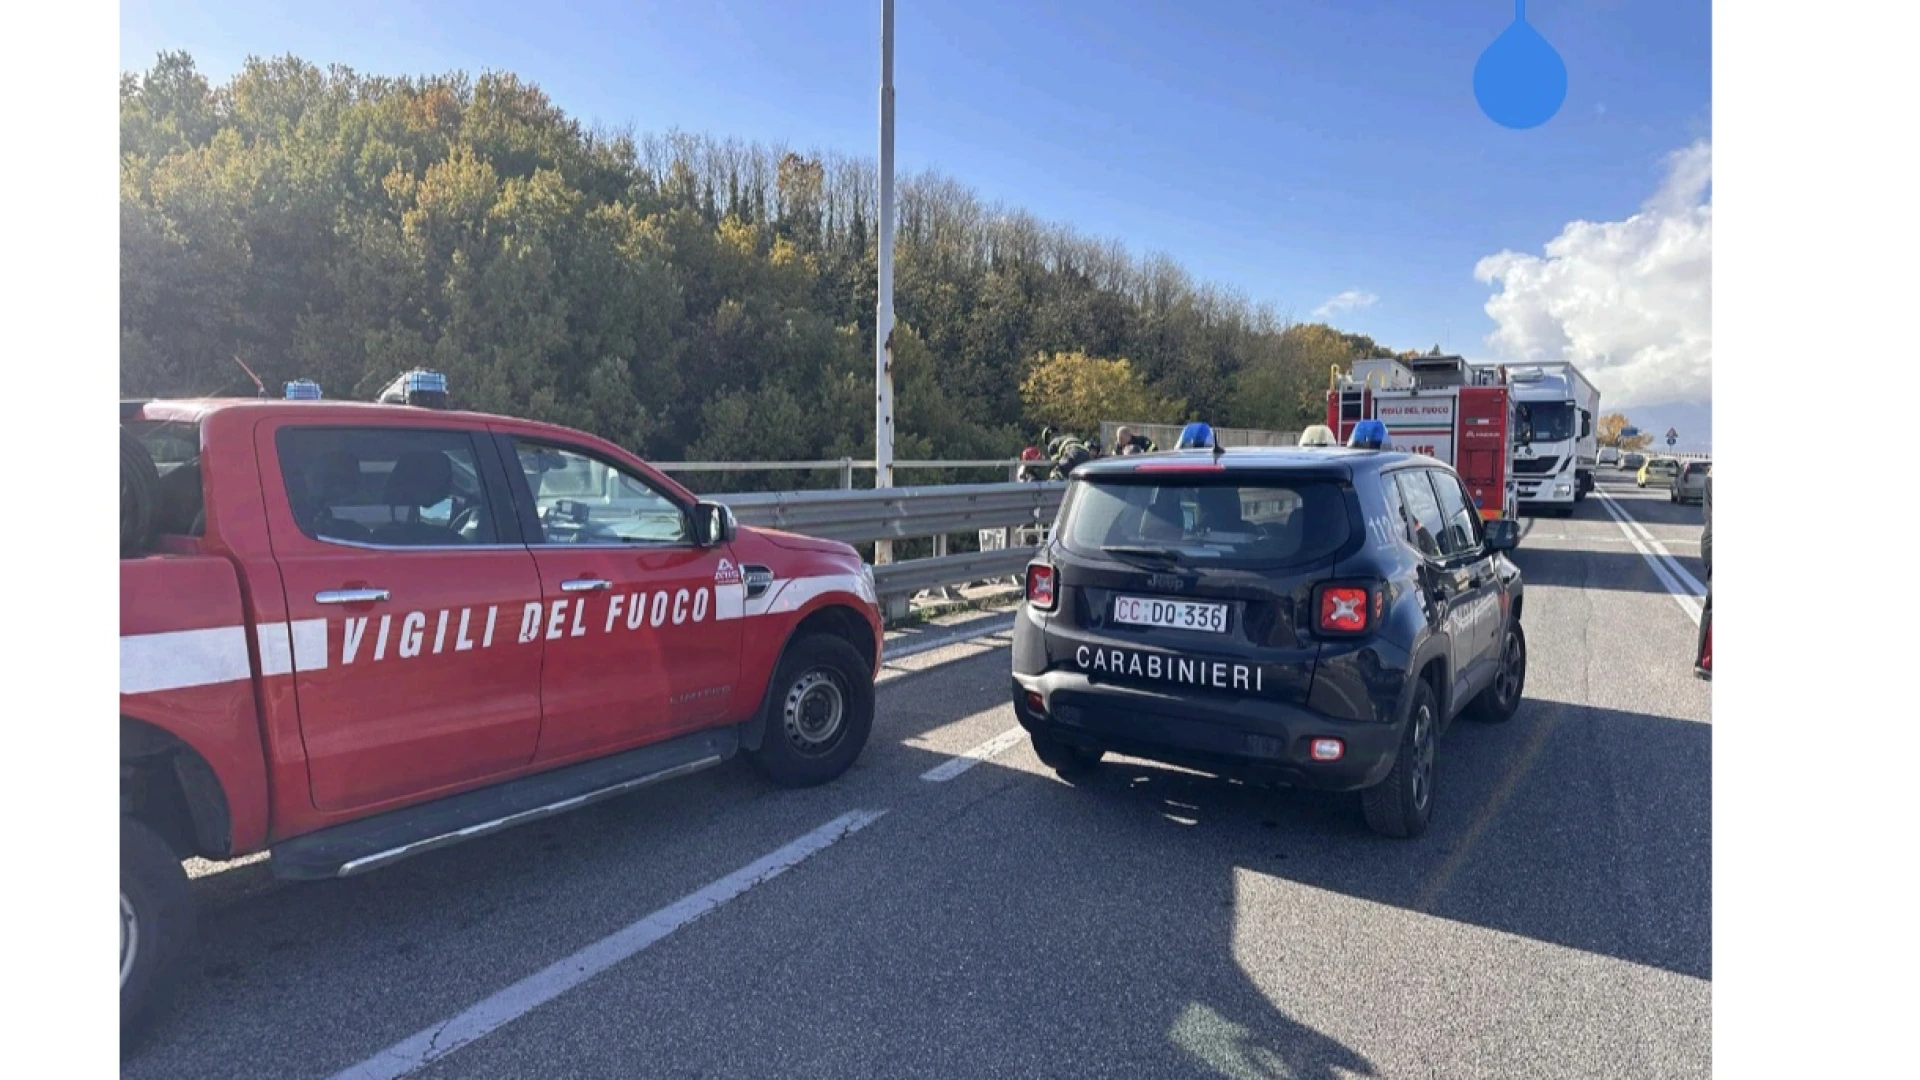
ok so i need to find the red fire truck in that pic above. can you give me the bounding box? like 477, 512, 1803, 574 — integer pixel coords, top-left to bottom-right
1326, 355, 1519, 522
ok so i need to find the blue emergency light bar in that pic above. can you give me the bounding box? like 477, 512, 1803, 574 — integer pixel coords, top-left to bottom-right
1176, 422, 1216, 449
1348, 419, 1389, 450
405, 371, 447, 396
284, 380, 322, 400
375, 369, 450, 409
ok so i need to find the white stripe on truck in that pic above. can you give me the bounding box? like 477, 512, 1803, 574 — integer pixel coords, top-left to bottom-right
121, 626, 254, 696
122, 574, 872, 696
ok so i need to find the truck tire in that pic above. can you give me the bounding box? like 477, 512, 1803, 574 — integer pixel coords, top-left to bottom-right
1029, 729, 1104, 779
747, 634, 875, 788
121, 429, 161, 557
1463, 620, 1527, 723
122, 816, 194, 1048
1362, 680, 1438, 839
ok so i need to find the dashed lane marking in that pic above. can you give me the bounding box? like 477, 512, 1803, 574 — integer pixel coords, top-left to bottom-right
920, 727, 1030, 782
328, 809, 888, 1080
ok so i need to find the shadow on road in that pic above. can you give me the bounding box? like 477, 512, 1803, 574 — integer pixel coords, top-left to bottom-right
1508, 546, 1700, 596
128, 649, 1382, 1080
1041, 693, 1710, 982
130, 645, 1708, 1079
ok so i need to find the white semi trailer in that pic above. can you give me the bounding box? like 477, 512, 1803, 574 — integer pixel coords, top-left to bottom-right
1507, 363, 1599, 516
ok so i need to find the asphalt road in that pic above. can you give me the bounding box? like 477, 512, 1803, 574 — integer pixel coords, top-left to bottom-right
125, 468, 1709, 1080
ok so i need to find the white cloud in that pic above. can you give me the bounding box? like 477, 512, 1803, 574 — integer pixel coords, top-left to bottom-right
1474, 139, 1711, 410
1313, 289, 1379, 319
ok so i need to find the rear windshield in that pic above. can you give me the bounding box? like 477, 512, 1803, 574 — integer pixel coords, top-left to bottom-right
1055, 473, 1353, 568
124, 418, 205, 536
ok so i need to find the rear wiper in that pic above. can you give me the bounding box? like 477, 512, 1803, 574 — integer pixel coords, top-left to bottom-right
1101, 544, 1185, 565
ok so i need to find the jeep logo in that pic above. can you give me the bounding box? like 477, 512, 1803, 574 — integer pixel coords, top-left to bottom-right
1147, 573, 1185, 592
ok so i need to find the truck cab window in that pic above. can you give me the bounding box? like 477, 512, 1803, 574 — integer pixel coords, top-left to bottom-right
1520, 401, 1576, 442
512, 440, 692, 546
277, 428, 496, 547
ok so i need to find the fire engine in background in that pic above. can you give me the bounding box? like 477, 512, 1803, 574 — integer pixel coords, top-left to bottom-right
1505, 362, 1600, 516
118, 371, 883, 1044
1327, 354, 1519, 523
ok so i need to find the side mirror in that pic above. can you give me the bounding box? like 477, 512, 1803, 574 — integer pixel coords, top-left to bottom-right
694, 501, 737, 546
1484, 518, 1520, 552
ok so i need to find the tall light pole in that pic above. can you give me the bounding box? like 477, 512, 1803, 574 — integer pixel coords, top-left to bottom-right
874, 0, 897, 563
876, 2, 896, 484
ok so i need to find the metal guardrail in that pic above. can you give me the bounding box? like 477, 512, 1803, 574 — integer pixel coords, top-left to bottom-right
870, 546, 1041, 597
654, 458, 1029, 488
713, 480, 1066, 616
718, 481, 1065, 545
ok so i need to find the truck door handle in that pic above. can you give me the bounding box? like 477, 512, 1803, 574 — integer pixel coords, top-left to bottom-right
316, 588, 389, 605
561, 578, 612, 592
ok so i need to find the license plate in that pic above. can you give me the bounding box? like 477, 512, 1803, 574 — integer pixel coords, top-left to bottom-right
1113, 595, 1229, 634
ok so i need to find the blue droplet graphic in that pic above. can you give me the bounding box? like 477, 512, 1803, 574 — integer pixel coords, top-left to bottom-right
1474, 1, 1568, 130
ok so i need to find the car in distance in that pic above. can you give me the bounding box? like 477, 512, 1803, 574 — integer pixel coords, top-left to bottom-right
1598, 447, 1620, 467
1637, 456, 1679, 488
1621, 452, 1646, 472
1010, 443, 1527, 839
1671, 459, 1710, 505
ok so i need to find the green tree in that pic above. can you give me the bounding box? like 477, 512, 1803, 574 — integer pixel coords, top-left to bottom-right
1231, 323, 1361, 431
1020, 351, 1186, 437
119, 52, 1423, 471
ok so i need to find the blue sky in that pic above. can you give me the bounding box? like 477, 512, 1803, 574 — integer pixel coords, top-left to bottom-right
120, 0, 1712, 433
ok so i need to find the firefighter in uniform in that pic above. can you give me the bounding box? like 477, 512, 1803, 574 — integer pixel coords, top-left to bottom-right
1045, 430, 1096, 479
1113, 426, 1158, 455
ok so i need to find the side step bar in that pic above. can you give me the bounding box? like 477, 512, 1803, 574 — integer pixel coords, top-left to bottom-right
270, 726, 740, 881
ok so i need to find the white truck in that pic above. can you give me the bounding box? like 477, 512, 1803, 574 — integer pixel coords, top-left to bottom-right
1506, 363, 1599, 517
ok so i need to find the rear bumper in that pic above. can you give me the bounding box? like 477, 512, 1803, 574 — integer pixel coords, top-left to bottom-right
1010, 672, 1402, 791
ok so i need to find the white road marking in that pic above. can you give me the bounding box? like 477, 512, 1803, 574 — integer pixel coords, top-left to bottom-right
1607, 503, 1708, 596
920, 727, 1030, 782
329, 809, 888, 1080
1594, 492, 1703, 625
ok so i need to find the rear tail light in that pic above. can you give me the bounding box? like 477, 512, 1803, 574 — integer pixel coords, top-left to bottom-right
1026, 563, 1057, 610
1025, 690, 1046, 715
1317, 585, 1373, 634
